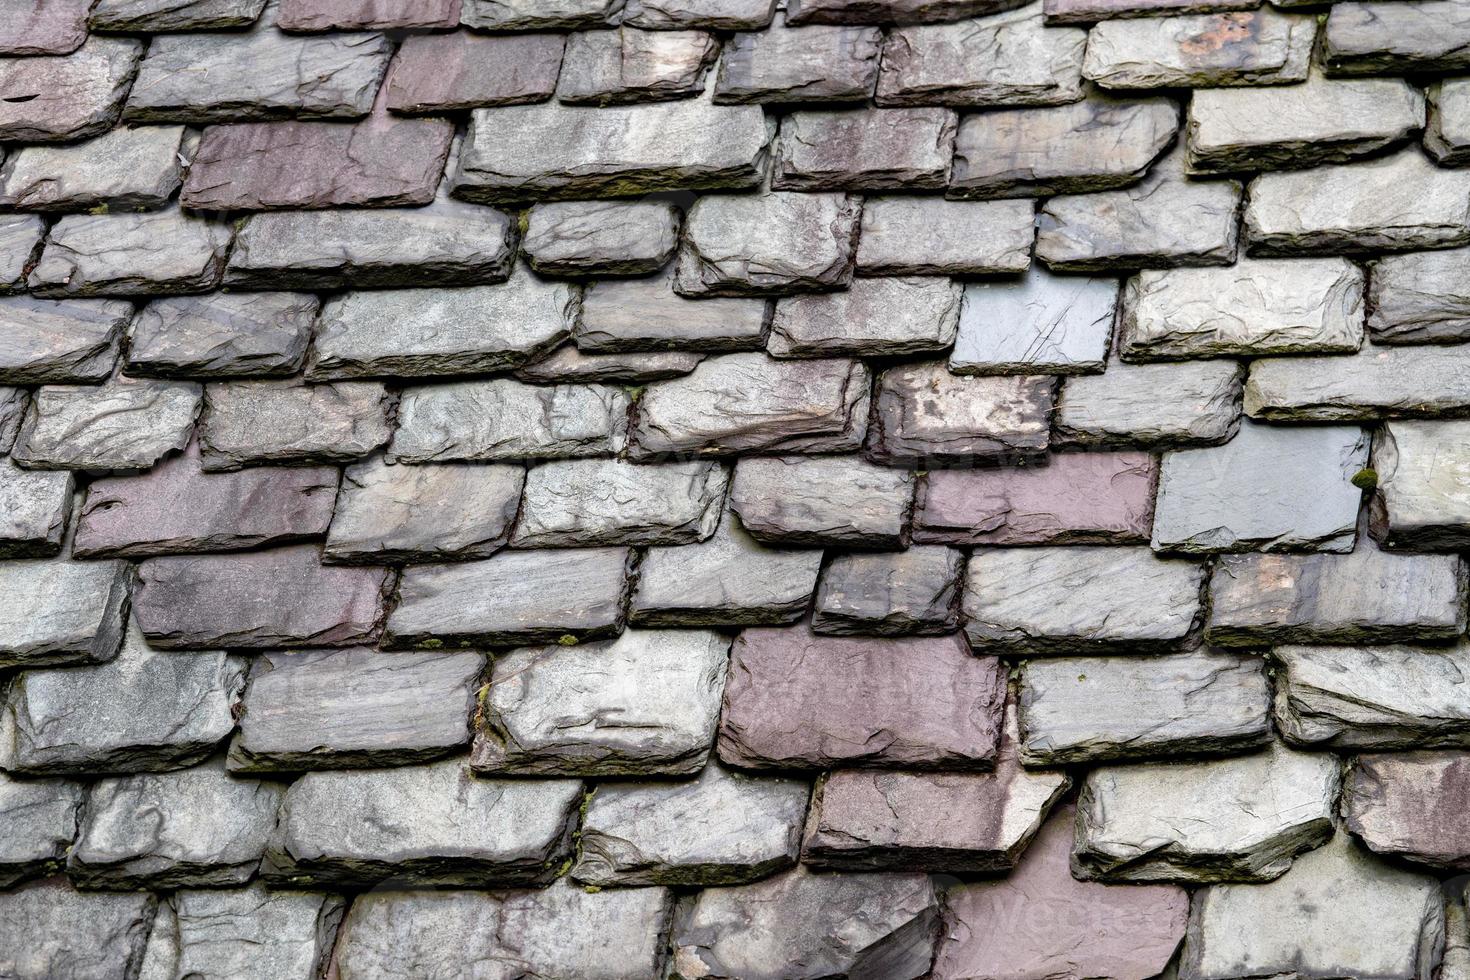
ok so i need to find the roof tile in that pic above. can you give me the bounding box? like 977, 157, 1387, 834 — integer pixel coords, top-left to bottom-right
391, 378, 628, 462
772, 107, 957, 191
460, 0, 624, 30
1370, 247, 1470, 345
125, 293, 316, 380
0, 880, 154, 978
512, 458, 728, 548
730, 455, 915, 548
1344, 750, 1470, 870
950, 267, 1116, 375
675, 191, 859, 296
0, 554, 130, 669
624, 0, 776, 29
386, 32, 563, 114
1082, 9, 1315, 89
0, 126, 186, 212
1372, 419, 1470, 550
0, 460, 72, 559
277, 0, 460, 30
1054, 357, 1243, 448
856, 197, 1034, 276
0, 0, 91, 55
811, 544, 963, 636
1322, 0, 1470, 75
556, 27, 718, 105
199, 380, 390, 470
88, 0, 269, 31
576, 271, 769, 352
1427, 78, 1470, 163
1245, 344, 1470, 421
1043, 0, 1257, 24
141, 887, 344, 980
714, 19, 881, 103
769, 276, 960, 358
0, 297, 130, 385
0, 775, 83, 888
12, 377, 201, 473
0, 38, 142, 143
515, 344, 704, 382
523, 200, 679, 276
29, 210, 233, 298
788, 0, 1032, 24
869, 362, 1055, 465
0, 216, 43, 293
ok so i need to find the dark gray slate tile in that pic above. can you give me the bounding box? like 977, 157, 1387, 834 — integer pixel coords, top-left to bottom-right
1344, 750, 1470, 871
390, 379, 628, 462
512, 459, 728, 548
789, 0, 1034, 22
949, 268, 1116, 375
199, 380, 390, 470
1043, 0, 1258, 22
278, 0, 459, 29
0, 880, 154, 979
386, 32, 565, 113
730, 455, 914, 548
29, 211, 233, 298
0, 38, 142, 143
856, 197, 1033, 276
461, 0, 622, 29
812, 545, 963, 636
0, 215, 44, 293
715, 18, 881, 103
769, 276, 959, 358
138, 886, 344, 980
773, 107, 956, 191
89, 0, 270, 31
557, 27, 717, 105
1323, 0, 1470, 74
1428, 79, 1470, 165
12, 378, 201, 473
1370, 247, 1470, 345
625, 0, 776, 29
0, 297, 129, 385
0, 556, 129, 669
0, 386, 24, 453
576, 271, 769, 352
1245, 345, 1470, 422
870, 363, 1054, 466
516, 345, 703, 383
1054, 357, 1244, 448
1372, 420, 1470, 550
0, 774, 83, 888
126, 293, 316, 380
0, 126, 186, 211
0, 0, 90, 53
675, 192, 859, 296
1083, 9, 1314, 89
523, 200, 679, 277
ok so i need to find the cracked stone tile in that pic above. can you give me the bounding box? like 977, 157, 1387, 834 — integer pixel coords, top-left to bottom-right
1043, 0, 1257, 22
0, 38, 141, 142
29, 211, 233, 298
670, 866, 939, 980
950, 267, 1116, 375
0, 0, 90, 53
1372, 420, 1470, 550
1429, 79, 1470, 164
787, 0, 1035, 23
950, 94, 1178, 199
139, 886, 344, 980
516, 345, 703, 383
932, 804, 1189, 979
12, 377, 201, 473
0, 386, 24, 452
386, 547, 631, 648
68, 758, 282, 889
0, 297, 129, 385
1151, 421, 1369, 554
265, 758, 581, 888
228, 648, 482, 772
719, 628, 1005, 771
964, 545, 1205, 653
461, 0, 622, 29
773, 107, 956, 191
675, 192, 859, 296
126, 293, 316, 380
1245, 345, 1470, 422
625, 0, 776, 28
1180, 832, 1443, 980
769, 276, 960, 358
1370, 247, 1470, 345
1345, 751, 1470, 871
869, 363, 1055, 466
522, 200, 679, 277
391, 379, 628, 462
812, 545, 963, 636
0, 215, 44, 293
1019, 651, 1271, 766
472, 629, 728, 776
630, 353, 870, 457
89, 0, 270, 31
1323, 0, 1470, 74
1084, 9, 1314, 89
557, 27, 717, 105
199, 380, 390, 470
325, 458, 522, 563
332, 882, 671, 980
1054, 357, 1243, 448
574, 761, 807, 886
512, 458, 728, 548
0, 880, 155, 979
0, 556, 129, 669
278, 0, 459, 29
0, 622, 244, 776
576, 271, 769, 352
730, 456, 914, 548
913, 451, 1158, 545
0, 126, 186, 211
715, 17, 881, 103
877, 7, 1087, 107
856, 197, 1034, 276
0, 774, 83, 888
387, 31, 564, 113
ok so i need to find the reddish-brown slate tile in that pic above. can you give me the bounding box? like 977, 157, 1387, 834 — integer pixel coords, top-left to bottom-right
0, 0, 91, 55
278, 0, 461, 31
1344, 751, 1470, 871
386, 32, 565, 113
0, 38, 142, 143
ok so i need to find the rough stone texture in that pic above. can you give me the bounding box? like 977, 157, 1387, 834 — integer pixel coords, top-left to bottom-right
788, 0, 1039, 22
138, 886, 344, 980
1246, 150, 1470, 256
1018, 651, 1271, 766
950, 267, 1117, 374
461, 0, 622, 30
670, 867, 940, 980
876, 8, 1087, 107
522, 201, 679, 277
0, 557, 129, 669
513, 459, 728, 548
574, 762, 808, 886
0, 775, 83, 888
1370, 247, 1470, 345
278, 0, 459, 29
0, 623, 244, 776
869, 363, 1055, 465
855, 197, 1034, 275
719, 628, 1005, 771
0, 216, 43, 293
1245, 345, 1470, 421
12, 378, 201, 473
964, 546, 1205, 653
1429, 79, 1470, 165
1083, 10, 1314, 89
1323, 0, 1470, 75
950, 95, 1178, 199
126, 293, 316, 379
0, 0, 90, 54
229, 648, 481, 772
933, 806, 1189, 980
631, 354, 870, 457
1180, 832, 1444, 980
1054, 357, 1244, 448
730, 456, 914, 548
516, 346, 704, 384
133, 545, 389, 649
768, 276, 960, 358
29, 211, 233, 298
68, 759, 283, 889
0, 880, 155, 980
0, 38, 141, 143
0, 386, 24, 453
0, 126, 185, 212
1044, 0, 1258, 23
1345, 751, 1470, 871
0, 297, 130, 385
675, 192, 860, 297
387, 32, 565, 113
557, 27, 717, 105
715, 19, 882, 103
472, 629, 727, 777
1274, 642, 1470, 751
265, 759, 581, 887
577, 272, 769, 352
200, 381, 390, 470
89, 0, 271, 31
1372, 420, 1470, 550
625, 0, 776, 29
773, 108, 956, 191
391, 379, 628, 463
812, 545, 963, 636
1119, 257, 1364, 360
386, 547, 631, 648
914, 452, 1158, 545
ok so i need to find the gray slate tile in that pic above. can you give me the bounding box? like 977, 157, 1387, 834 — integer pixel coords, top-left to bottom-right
0, 126, 186, 211
390, 379, 629, 462
730, 455, 914, 548
855, 197, 1034, 276
278, 0, 458, 29
812, 545, 963, 636
950, 267, 1116, 375
1373, 420, 1470, 550
12, 378, 201, 473
1245, 345, 1470, 421
675, 192, 860, 296
869, 362, 1055, 465
773, 107, 956, 191
0, 296, 130, 386
0, 556, 129, 669
1323, 0, 1470, 74
512, 458, 728, 548
787, 0, 1034, 23
1082, 9, 1314, 89
516, 345, 703, 383
1428, 78, 1470, 164
28, 211, 233, 298
138, 886, 344, 980
0, 38, 142, 143
1370, 247, 1470, 345
769, 276, 960, 358
625, 0, 777, 29
460, 0, 623, 29
89, 0, 270, 31
385, 32, 565, 113
1043, 0, 1257, 21
0, 880, 154, 980
126, 293, 317, 380
576, 271, 769, 352
0, 775, 84, 888
714, 18, 881, 103
1054, 357, 1243, 448
557, 27, 717, 105
522, 200, 679, 277
199, 380, 390, 470
0, 215, 44, 293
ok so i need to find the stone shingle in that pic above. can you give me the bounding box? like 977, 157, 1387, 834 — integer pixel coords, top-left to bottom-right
460, 0, 622, 29
0, 38, 141, 143
1043, 0, 1257, 22
625, 0, 776, 29
1246, 345, 1470, 422
676, 192, 860, 296
386, 32, 565, 113
1083, 9, 1314, 89
869, 363, 1055, 465
768, 276, 960, 358
0, 557, 130, 669
0, 297, 129, 385
787, 0, 1034, 22
0, 461, 71, 559
0, 774, 83, 888
0, 881, 154, 980
518, 346, 704, 383
0, 126, 186, 211
0, 216, 43, 293
278, 0, 459, 29
12, 378, 201, 473
89, 0, 269, 30
1372, 420, 1470, 550
855, 197, 1034, 276
29, 211, 233, 298
575, 272, 769, 352
391, 379, 627, 463
715, 19, 881, 103
0, 0, 90, 54
1322, 0, 1470, 75
199, 380, 390, 470
812, 545, 963, 636
522, 201, 679, 276
773, 107, 956, 191
513, 459, 726, 548
949, 267, 1117, 375
730, 455, 914, 548
139, 887, 344, 980
1054, 357, 1243, 448
557, 27, 717, 105
1370, 247, 1470, 345
0, 387, 25, 453
125, 293, 316, 380
1344, 750, 1470, 871
1428, 79, 1470, 164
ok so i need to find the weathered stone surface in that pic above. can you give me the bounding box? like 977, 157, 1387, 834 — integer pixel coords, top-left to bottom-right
1055, 357, 1243, 448
1245, 345, 1470, 421
950, 95, 1178, 199
1044, 0, 1258, 23
877, 8, 1087, 107
0, 623, 244, 776
127, 293, 316, 379
516, 346, 703, 383
472, 630, 728, 776
1345, 751, 1470, 872
0, 38, 141, 143
558, 27, 717, 105
309, 272, 574, 380
1120, 257, 1364, 360
1019, 651, 1271, 766
69, 759, 282, 889
671, 866, 939, 980
1370, 247, 1470, 344
0, 557, 128, 669
200, 381, 390, 470
88, 0, 267, 30
325, 458, 521, 563
1247, 150, 1470, 256
0, 880, 154, 979
576, 271, 769, 352
461, 0, 622, 29
676, 192, 859, 296
789, 0, 1035, 22
715, 19, 881, 103
513, 459, 728, 548
1152, 421, 1369, 554
0, 126, 185, 211
0, 775, 83, 888
965, 546, 1205, 653
812, 545, 962, 636
1084, 10, 1314, 89
391, 380, 628, 462
870, 363, 1055, 466
12, 378, 201, 473
278, 0, 458, 29
856, 197, 1034, 275
631, 354, 869, 457
574, 761, 807, 886
719, 629, 1005, 771
730, 456, 914, 548
1180, 832, 1444, 980
229, 649, 481, 772
386, 547, 631, 648
0, 297, 128, 385
773, 107, 955, 191
934, 805, 1189, 980
332, 883, 672, 980
29, 211, 232, 298
1372, 420, 1470, 550
1429, 79, 1470, 164
1274, 642, 1470, 750
387, 32, 564, 113
0, 216, 43, 293
225, 198, 515, 290
523, 201, 679, 277
914, 452, 1158, 545
950, 267, 1117, 374
451, 97, 771, 203
769, 276, 960, 358
1186, 74, 1425, 174
134, 545, 389, 649
0, 0, 89, 54
265, 759, 581, 887
1323, 0, 1470, 74
625, 0, 776, 29
139, 886, 344, 980
0, 386, 24, 453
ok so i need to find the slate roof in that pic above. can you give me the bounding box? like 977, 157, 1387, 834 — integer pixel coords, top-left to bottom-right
3, 0, 1470, 977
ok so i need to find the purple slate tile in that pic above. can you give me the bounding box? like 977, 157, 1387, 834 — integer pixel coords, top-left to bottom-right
1344, 751, 1470, 871
0, 38, 142, 143
386, 32, 565, 113
278, 0, 461, 30
0, 0, 90, 55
